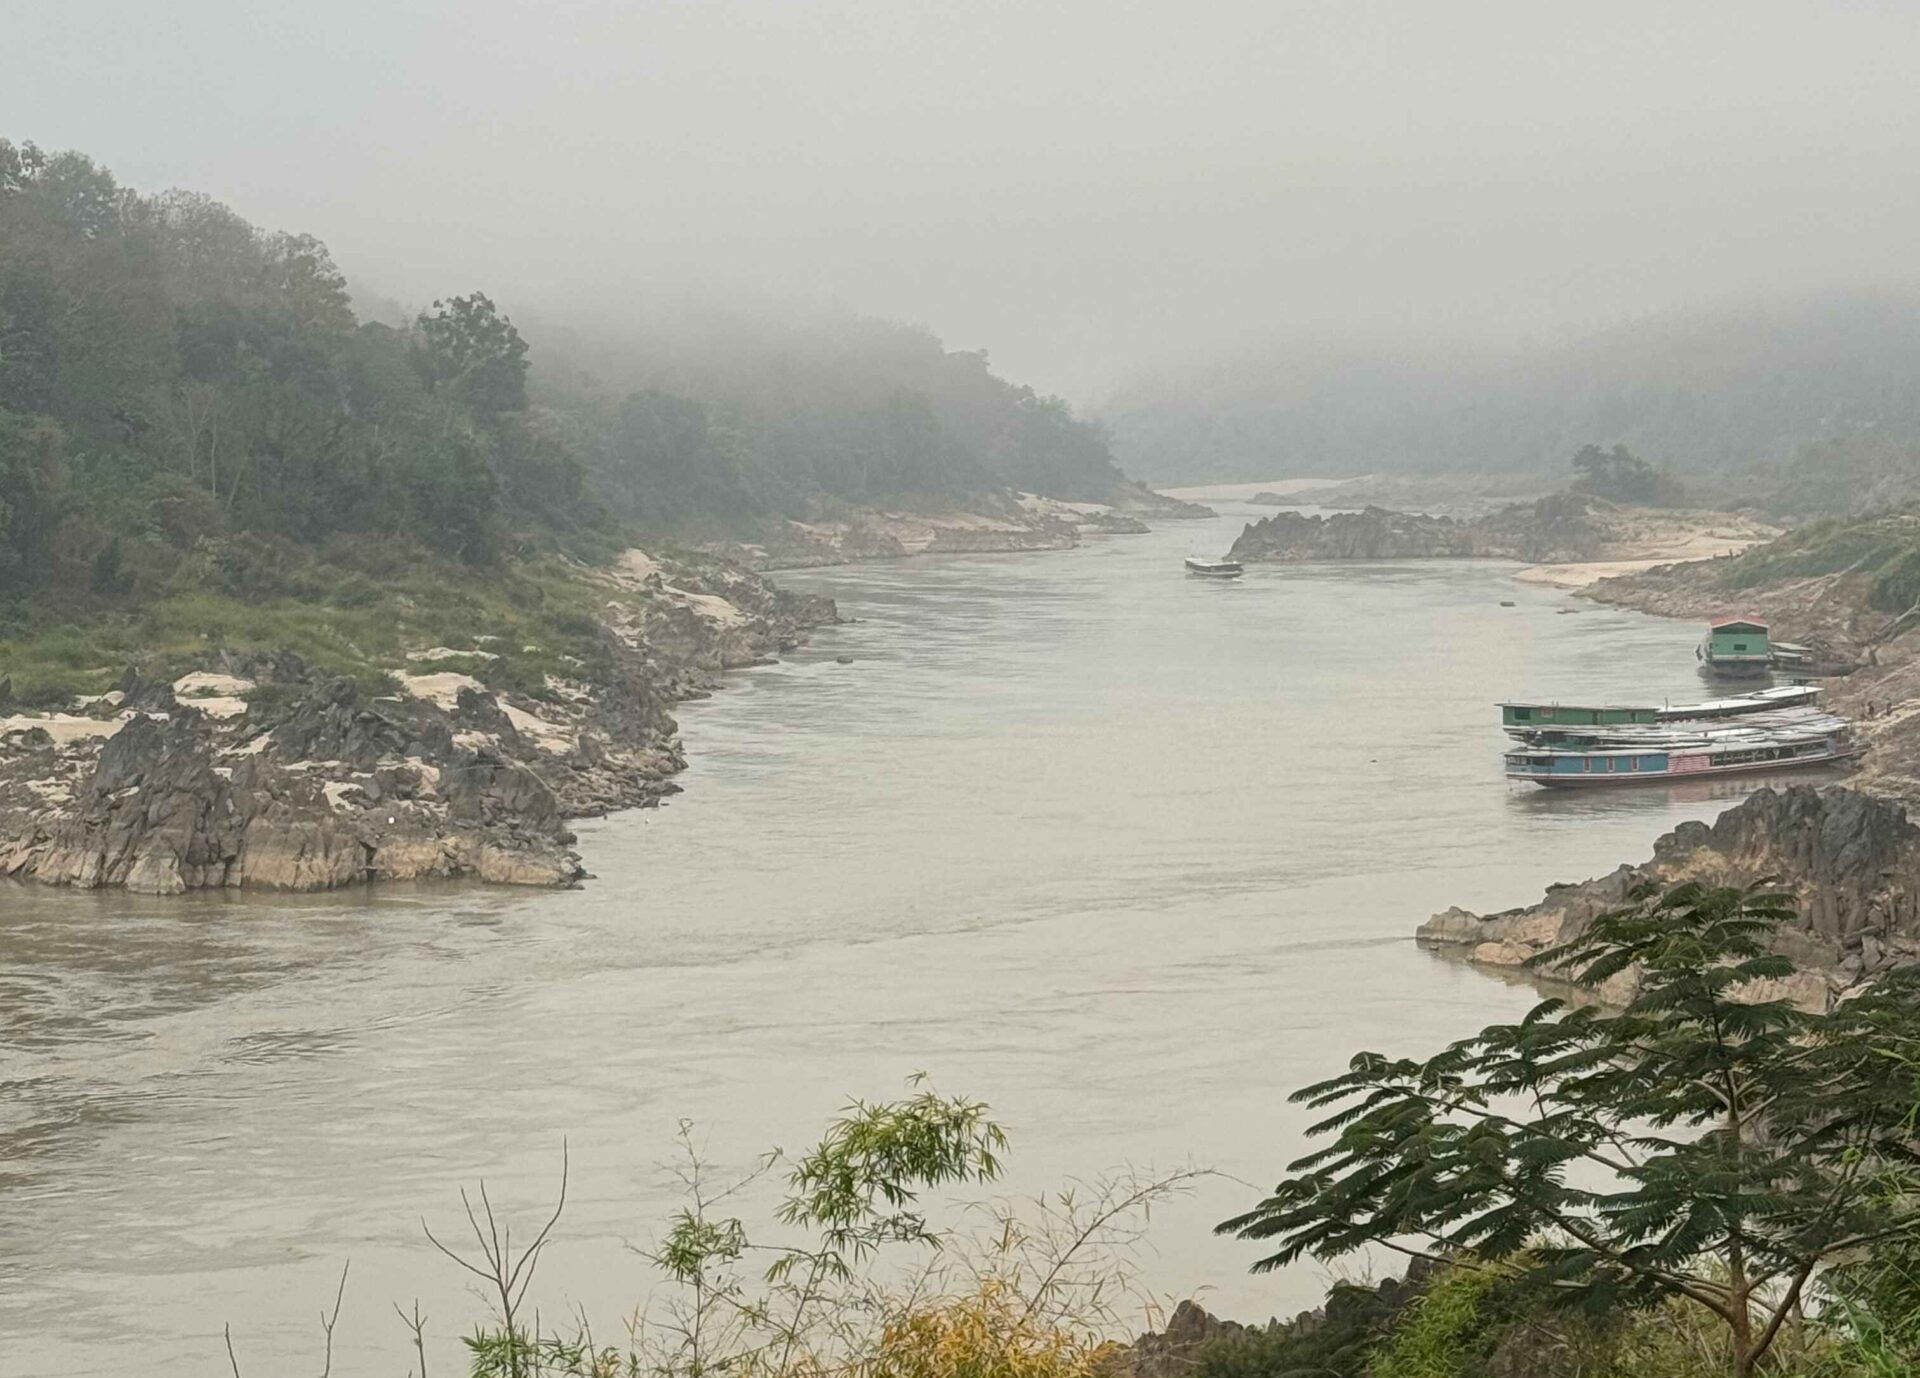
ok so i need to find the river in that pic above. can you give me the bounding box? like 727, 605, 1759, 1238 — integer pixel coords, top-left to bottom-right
0, 492, 1807, 1374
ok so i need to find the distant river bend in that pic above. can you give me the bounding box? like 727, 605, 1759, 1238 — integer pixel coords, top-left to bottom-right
0, 494, 1755, 1375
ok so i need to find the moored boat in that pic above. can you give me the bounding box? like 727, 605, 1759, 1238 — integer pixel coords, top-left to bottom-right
1184, 557, 1244, 578
1505, 726, 1859, 787
1656, 684, 1820, 720
1501, 685, 1820, 737
1511, 706, 1849, 751
1500, 701, 1659, 730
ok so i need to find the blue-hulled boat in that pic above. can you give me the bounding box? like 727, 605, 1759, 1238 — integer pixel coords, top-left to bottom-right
1504, 725, 1859, 787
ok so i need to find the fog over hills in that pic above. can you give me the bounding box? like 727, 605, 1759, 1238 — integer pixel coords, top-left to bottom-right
12, 2, 1920, 401
1100, 290, 1920, 491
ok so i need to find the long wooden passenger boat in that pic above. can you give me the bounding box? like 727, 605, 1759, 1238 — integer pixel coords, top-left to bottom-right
1500, 685, 1819, 736
1504, 726, 1858, 787
1510, 706, 1848, 751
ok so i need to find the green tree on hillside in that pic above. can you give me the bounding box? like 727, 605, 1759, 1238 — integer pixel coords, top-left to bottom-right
1569, 442, 1683, 505
1220, 882, 1920, 1378
416, 291, 530, 419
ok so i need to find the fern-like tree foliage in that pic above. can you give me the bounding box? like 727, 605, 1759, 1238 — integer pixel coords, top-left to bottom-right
1219, 881, 1920, 1378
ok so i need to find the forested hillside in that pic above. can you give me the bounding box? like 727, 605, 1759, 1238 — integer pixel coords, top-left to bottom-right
0, 139, 1130, 632
536, 306, 1130, 523
1103, 292, 1920, 507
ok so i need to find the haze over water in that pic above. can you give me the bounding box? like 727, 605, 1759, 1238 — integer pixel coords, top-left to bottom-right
0, 498, 1810, 1374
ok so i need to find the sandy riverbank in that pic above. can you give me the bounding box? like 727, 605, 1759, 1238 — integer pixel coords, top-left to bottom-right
1514, 513, 1777, 587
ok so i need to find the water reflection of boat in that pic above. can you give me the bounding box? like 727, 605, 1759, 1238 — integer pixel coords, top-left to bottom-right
1184, 558, 1244, 578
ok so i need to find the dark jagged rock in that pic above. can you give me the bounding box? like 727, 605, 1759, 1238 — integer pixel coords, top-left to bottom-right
1419, 785, 1920, 1004
266, 677, 422, 769
221, 647, 308, 684
0, 547, 836, 894
114, 665, 178, 713
1229, 495, 1606, 565
453, 685, 523, 745
0, 708, 580, 894
441, 748, 564, 833
1104, 1259, 1438, 1378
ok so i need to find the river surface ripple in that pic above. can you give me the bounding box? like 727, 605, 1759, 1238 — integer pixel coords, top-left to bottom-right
0, 498, 1824, 1374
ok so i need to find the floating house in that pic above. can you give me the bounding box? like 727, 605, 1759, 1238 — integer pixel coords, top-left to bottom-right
1698, 616, 1772, 677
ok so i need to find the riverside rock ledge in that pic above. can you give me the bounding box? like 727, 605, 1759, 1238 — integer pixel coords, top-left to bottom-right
0, 550, 836, 895
1417, 785, 1920, 1008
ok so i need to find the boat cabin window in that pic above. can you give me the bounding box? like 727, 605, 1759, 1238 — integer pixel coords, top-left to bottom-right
1510, 707, 1532, 720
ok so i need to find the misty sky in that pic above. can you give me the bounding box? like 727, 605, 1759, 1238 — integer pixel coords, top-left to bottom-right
11, 1, 1920, 399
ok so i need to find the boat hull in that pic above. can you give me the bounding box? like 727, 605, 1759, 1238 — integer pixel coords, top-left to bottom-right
1513, 748, 1859, 787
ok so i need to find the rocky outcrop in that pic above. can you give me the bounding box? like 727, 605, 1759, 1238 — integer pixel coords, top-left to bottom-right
1417, 785, 1920, 1005
1229, 494, 1607, 564
1108, 480, 1214, 520
2, 686, 582, 895
1078, 511, 1151, 534
1105, 1301, 1247, 1378
0, 548, 837, 894
1104, 1262, 1437, 1378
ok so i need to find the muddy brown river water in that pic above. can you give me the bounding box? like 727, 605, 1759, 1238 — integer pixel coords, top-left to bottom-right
0, 494, 1827, 1374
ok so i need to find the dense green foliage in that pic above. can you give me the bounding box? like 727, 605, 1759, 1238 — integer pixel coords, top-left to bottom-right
1103, 292, 1920, 499
539, 309, 1129, 523
0, 137, 1129, 699
0, 137, 603, 605
389, 1084, 1187, 1378
1704, 510, 1920, 613
1220, 882, 1920, 1378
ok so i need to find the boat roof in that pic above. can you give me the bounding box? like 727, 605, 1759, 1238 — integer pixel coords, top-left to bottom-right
1500, 686, 1820, 717
1513, 708, 1848, 744
1496, 700, 1653, 711
1711, 616, 1769, 630
1659, 685, 1818, 716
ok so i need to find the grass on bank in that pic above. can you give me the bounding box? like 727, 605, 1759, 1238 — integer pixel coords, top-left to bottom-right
0, 535, 627, 707
1706, 509, 1920, 612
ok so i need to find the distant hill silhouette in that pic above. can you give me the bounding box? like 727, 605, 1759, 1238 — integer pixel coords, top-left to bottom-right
1101, 292, 1920, 509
